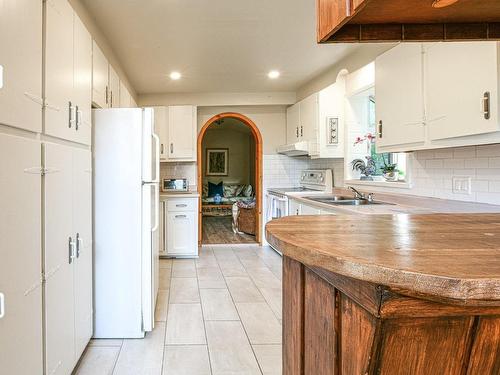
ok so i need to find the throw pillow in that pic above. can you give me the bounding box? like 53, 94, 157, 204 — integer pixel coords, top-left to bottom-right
208, 181, 223, 197
235, 185, 245, 197
242, 184, 253, 197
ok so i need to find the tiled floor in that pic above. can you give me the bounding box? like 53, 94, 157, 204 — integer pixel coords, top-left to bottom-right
74, 245, 283, 375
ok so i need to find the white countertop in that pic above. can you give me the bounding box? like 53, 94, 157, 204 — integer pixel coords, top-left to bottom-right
159, 191, 200, 199
288, 187, 500, 215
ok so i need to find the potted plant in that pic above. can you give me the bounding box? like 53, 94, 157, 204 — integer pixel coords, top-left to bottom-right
381, 159, 399, 182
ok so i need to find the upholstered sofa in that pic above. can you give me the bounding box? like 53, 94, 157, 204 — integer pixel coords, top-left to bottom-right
202, 182, 254, 204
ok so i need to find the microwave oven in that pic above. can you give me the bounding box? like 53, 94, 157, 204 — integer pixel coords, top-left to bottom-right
163, 178, 189, 192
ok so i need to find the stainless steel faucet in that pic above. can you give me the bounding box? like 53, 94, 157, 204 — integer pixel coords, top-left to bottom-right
348, 187, 375, 202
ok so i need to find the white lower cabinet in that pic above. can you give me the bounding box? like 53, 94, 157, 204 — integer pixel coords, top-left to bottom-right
164, 197, 198, 257
289, 199, 301, 216
300, 203, 321, 215
44, 143, 92, 374
0, 134, 43, 375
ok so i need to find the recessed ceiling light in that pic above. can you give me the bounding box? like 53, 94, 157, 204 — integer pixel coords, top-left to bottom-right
432, 0, 459, 8
268, 70, 280, 79
170, 71, 181, 80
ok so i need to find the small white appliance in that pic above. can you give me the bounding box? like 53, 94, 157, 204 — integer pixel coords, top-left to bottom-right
162, 178, 189, 192
266, 169, 333, 220
93, 108, 160, 338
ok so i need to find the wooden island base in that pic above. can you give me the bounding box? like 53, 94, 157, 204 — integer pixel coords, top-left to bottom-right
284, 257, 500, 375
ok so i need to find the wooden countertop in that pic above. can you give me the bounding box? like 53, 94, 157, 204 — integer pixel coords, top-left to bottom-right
266, 214, 500, 304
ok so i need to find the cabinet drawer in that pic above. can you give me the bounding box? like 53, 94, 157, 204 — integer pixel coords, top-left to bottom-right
166, 198, 197, 212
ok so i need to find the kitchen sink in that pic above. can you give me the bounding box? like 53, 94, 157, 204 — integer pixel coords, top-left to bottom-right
304, 195, 392, 206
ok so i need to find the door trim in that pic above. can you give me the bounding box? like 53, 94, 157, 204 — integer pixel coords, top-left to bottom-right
197, 112, 263, 247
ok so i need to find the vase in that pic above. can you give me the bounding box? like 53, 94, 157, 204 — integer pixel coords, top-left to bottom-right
383, 171, 399, 182
214, 193, 222, 204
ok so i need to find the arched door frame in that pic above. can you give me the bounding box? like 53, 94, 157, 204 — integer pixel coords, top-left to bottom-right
197, 112, 263, 246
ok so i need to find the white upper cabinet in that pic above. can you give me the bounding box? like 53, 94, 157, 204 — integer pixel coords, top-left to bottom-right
45, 0, 92, 145
92, 41, 109, 108
167, 106, 197, 161
119, 81, 132, 108
375, 42, 500, 152
45, 0, 75, 141
0, 0, 42, 133
154, 107, 168, 161
426, 42, 499, 141
109, 65, 120, 108
300, 93, 319, 144
375, 43, 425, 151
285, 93, 319, 147
0, 134, 43, 375
286, 103, 301, 143
73, 16, 92, 145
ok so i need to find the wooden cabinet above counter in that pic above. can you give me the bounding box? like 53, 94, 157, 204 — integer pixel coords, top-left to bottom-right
317, 0, 500, 43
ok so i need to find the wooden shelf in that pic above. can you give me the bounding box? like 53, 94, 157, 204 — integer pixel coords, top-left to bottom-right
317, 0, 500, 43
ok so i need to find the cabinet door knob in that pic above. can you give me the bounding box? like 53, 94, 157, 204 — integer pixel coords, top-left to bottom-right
75, 105, 79, 131
296, 127, 299, 138
300, 125, 303, 137
170, 143, 174, 154
161, 144, 164, 155
176, 204, 187, 207
105, 86, 109, 105
76, 233, 81, 258
175, 214, 187, 219
378, 120, 383, 138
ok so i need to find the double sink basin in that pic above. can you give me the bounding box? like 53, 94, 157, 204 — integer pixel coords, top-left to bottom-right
304, 195, 392, 206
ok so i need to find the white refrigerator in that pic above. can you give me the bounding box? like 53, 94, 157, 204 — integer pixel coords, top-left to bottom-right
93, 108, 160, 338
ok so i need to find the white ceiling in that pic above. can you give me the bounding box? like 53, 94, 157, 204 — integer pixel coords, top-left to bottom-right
81, 0, 360, 95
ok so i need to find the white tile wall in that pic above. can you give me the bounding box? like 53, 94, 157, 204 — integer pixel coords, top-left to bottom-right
409, 145, 500, 205
262, 154, 309, 190
160, 162, 197, 188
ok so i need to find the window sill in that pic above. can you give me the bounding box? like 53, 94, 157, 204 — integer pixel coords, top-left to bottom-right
345, 179, 412, 189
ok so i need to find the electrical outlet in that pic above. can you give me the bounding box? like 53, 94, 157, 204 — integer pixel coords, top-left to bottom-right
452, 176, 472, 195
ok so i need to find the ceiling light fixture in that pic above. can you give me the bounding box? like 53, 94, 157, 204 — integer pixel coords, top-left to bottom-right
169, 71, 181, 80
431, 0, 459, 8
268, 70, 280, 79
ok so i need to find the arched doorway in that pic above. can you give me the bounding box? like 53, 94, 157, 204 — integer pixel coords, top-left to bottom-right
197, 112, 263, 245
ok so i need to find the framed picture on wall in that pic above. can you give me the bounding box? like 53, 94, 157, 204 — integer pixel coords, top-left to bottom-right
206, 148, 229, 176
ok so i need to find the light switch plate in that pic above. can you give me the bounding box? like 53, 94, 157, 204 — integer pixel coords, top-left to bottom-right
452, 176, 472, 195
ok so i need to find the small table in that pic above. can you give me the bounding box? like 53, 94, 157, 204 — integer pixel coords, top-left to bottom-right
202, 204, 233, 217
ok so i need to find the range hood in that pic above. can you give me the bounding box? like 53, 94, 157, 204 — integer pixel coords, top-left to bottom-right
277, 141, 309, 156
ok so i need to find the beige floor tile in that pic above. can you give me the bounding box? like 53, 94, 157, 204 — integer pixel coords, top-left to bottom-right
213, 248, 238, 261
172, 259, 197, 277
197, 267, 226, 289
200, 289, 239, 321
160, 259, 172, 269
113, 322, 166, 375
165, 304, 206, 345
246, 267, 281, 289
236, 303, 282, 344
155, 290, 169, 322
88, 338, 123, 347
74, 346, 120, 375
162, 345, 211, 375
259, 287, 282, 319
225, 277, 265, 303
195, 255, 219, 269
169, 277, 200, 303
159, 268, 171, 290
205, 321, 261, 375
239, 256, 269, 269
218, 261, 248, 277
252, 344, 282, 375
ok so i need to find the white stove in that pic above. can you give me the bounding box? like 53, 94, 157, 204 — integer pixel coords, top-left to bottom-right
266, 169, 333, 219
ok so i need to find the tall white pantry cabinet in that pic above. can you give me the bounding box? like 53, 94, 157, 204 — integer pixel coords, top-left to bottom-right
0, 0, 93, 374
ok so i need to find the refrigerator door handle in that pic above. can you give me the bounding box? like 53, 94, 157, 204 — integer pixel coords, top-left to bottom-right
152, 133, 160, 183
152, 183, 159, 232
0, 292, 4, 319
